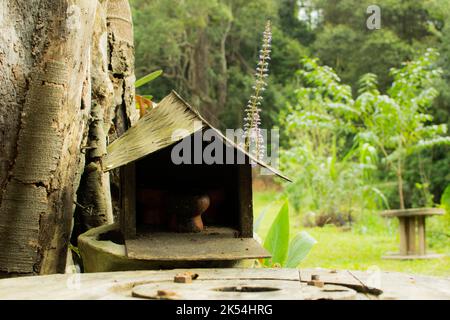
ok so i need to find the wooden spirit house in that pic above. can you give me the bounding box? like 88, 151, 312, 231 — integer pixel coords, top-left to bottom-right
102, 91, 290, 267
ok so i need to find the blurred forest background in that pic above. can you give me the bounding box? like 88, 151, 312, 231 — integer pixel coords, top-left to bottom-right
131, 0, 450, 274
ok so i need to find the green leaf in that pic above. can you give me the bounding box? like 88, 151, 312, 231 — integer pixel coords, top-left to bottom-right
135, 70, 163, 88
415, 136, 450, 150
68, 243, 81, 258
285, 231, 316, 268
441, 184, 450, 213
263, 201, 290, 266
369, 186, 390, 209
254, 203, 272, 233
142, 95, 154, 100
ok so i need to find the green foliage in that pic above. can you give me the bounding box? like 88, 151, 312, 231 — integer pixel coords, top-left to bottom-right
427, 183, 450, 250
68, 243, 81, 259
280, 57, 382, 221
285, 231, 317, 268
131, 0, 450, 218
441, 184, 450, 212
254, 190, 450, 277
312, 0, 444, 91
135, 69, 162, 113
261, 201, 316, 267
356, 49, 449, 208
132, 0, 306, 131
263, 202, 290, 265
307, 1, 450, 206
135, 70, 163, 88
282, 50, 448, 223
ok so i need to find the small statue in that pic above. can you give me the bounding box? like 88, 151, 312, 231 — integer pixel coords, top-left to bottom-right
168, 191, 210, 233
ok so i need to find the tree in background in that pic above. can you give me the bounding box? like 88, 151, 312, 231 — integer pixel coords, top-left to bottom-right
356, 49, 449, 209
131, 0, 306, 130
280, 58, 378, 225
310, 0, 450, 203
282, 50, 449, 225
311, 0, 444, 91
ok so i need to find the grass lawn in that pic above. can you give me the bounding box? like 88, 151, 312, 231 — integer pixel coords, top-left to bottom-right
253, 190, 450, 277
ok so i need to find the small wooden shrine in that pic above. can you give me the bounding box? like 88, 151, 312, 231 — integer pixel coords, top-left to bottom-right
102, 91, 290, 265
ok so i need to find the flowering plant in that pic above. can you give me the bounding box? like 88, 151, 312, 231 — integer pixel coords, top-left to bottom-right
243, 20, 272, 161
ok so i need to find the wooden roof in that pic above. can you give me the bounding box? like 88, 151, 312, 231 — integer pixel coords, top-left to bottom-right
103, 90, 291, 181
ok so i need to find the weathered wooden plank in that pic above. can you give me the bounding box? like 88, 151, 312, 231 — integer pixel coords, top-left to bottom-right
237, 163, 253, 237
120, 163, 136, 239
125, 227, 270, 261
104, 93, 206, 171
399, 217, 408, 255
382, 253, 444, 260
407, 217, 416, 254
131, 279, 357, 300
299, 269, 383, 296
381, 208, 445, 217
179, 268, 300, 281
0, 268, 449, 300
383, 209, 443, 258
103, 91, 291, 181
0, 268, 301, 300
418, 216, 426, 255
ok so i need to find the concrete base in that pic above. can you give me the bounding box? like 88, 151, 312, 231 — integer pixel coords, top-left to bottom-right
78, 223, 250, 273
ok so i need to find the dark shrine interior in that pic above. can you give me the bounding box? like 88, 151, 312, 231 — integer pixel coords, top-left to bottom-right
135, 132, 250, 235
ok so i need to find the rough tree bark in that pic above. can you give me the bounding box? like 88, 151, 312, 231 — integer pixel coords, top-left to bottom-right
74, 0, 137, 236
0, 0, 136, 276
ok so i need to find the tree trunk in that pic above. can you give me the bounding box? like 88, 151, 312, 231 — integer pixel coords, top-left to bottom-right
74, 0, 137, 236
0, 0, 136, 276
397, 145, 405, 210
217, 20, 232, 123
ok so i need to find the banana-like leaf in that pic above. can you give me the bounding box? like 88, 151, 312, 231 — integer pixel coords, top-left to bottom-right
135, 70, 163, 88
285, 231, 316, 268
254, 203, 273, 233
263, 201, 290, 266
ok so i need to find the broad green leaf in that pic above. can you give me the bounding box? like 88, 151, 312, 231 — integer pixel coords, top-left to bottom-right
254, 203, 272, 234
263, 201, 290, 266
285, 231, 316, 268
135, 70, 163, 88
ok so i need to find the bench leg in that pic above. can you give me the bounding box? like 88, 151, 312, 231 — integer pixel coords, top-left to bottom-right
399, 217, 408, 255
418, 216, 426, 255
407, 217, 416, 255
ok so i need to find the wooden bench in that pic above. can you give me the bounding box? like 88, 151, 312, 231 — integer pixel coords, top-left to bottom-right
381, 208, 445, 259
